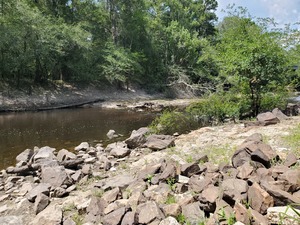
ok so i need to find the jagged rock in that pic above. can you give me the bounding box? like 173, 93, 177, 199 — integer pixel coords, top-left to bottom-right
102, 207, 126, 225
159, 163, 177, 181
34, 146, 56, 162
71, 170, 83, 183
95, 174, 135, 191
137, 163, 161, 180
256, 112, 280, 125
284, 152, 298, 167
188, 175, 211, 193
234, 202, 251, 225
106, 142, 130, 158
101, 187, 120, 204
86, 196, 107, 217
27, 183, 51, 202
250, 143, 279, 168
29, 203, 63, 225
125, 127, 149, 149
221, 179, 248, 205
121, 211, 135, 225
75, 142, 89, 151
159, 216, 180, 225
18, 182, 35, 197
162, 203, 181, 217
103, 199, 128, 215
34, 193, 50, 214
6, 165, 32, 176
198, 184, 219, 212
181, 202, 205, 224
137, 201, 165, 224
128, 191, 146, 208
180, 163, 201, 177
237, 161, 254, 179
279, 169, 300, 190
213, 200, 234, 224
272, 108, 288, 121
60, 159, 84, 169
16, 149, 34, 163
53, 187, 67, 198
144, 183, 170, 203
41, 165, 71, 188
249, 208, 268, 225
267, 206, 300, 225
248, 182, 274, 214
57, 149, 77, 162
261, 181, 300, 205
143, 135, 175, 150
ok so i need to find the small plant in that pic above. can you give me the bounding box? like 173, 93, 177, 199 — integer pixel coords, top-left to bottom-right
72, 212, 83, 225
92, 189, 104, 197
63, 202, 76, 212
282, 124, 300, 157
166, 177, 176, 191
165, 195, 176, 204
147, 174, 153, 184
185, 155, 194, 163
218, 208, 237, 225
176, 213, 187, 224
278, 204, 300, 225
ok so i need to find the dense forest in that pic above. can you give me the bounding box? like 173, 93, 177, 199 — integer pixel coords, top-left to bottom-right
1, 1, 300, 112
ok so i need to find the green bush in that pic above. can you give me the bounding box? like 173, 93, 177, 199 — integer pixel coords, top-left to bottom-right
259, 91, 288, 113
149, 110, 196, 135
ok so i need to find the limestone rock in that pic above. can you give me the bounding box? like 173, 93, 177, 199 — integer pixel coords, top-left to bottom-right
102, 207, 126, 225
256, 112, 280, 126
30, 203, 63, 225
221, 179, 248, 204
34, 193, 50, 214
125, 127, 149, 149
27, 183, 51, 202
137, 201, 165, 224
143, 135, 175, 150
16, 149, 34, 163
181, 202, 205, 224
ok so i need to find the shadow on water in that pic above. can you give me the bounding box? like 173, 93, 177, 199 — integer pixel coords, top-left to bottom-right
0, 107, 156, 169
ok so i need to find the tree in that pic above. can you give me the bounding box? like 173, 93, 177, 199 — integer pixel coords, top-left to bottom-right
216, 15, 289, 116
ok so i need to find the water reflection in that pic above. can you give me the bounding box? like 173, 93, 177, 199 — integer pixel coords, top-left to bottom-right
0, 107, 156, 169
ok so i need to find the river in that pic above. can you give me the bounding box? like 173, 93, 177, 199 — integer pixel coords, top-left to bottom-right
0, 107, 156, 170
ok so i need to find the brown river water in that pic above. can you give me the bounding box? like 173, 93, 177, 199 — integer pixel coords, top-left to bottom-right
0, 107, 156, 170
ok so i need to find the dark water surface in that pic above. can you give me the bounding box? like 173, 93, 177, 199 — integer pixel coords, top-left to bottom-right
0, 107, 156, 169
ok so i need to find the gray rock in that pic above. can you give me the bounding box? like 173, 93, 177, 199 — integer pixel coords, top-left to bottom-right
181, 163, 201, 177
75, 142, 89, 151
137, 163, 162, 180
71, 170, 83, 183
284, 152, 298, 167
106, 142, 130, 158
95, 174, 135, 191
53, 187, 67, 198
143, 135, 175, 150
102, 207, 126, 225
198, 184, 219, 212
125, 127, 149, 149
159, 216, 180, 225
34, 146, 56, 162
188, 175, 212, 193
121, 211, 136, 225
107, 129, 118, 139
29, 203, 63, 225
272, 108, 288, 121
221, 178, 248, 204
16, 149, 34, 163
249, 208, 268, 225
237, 161, 254, 179
34, 193, 50, 214
41, 165, 70, 188
159, 163, 176, 181
101, 187, 120, 204
137, 201, 165, 224
27, 183, 51, 202
0, 216, 23, 225
57, 149, 77, 162
63, 218, 76, 225
181, 202, 205, 224
234, 202, 251, 225
257, 112, 280, 125
162, 204, 181, 217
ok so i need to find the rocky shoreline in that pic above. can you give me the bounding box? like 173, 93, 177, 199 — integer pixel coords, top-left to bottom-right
0, 109, 300, 225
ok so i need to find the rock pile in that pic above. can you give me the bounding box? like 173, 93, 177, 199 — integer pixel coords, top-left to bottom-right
0, 124, 299, 225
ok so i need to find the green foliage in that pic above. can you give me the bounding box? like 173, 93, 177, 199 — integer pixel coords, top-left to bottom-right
278, 204, 300, 225
165, 195, 176, 205
150, 110, 196, 135
166, 177, 176, 191
282, 124, 300, 156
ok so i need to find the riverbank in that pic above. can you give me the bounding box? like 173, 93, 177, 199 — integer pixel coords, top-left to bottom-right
0, 111, 299, 224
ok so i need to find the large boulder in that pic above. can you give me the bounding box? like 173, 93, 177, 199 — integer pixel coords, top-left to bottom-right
16, 149, 34, 163
256, 112, 280, 126
34, 146, 56, 162
41, 165, 71, 188
125, 127, 150, 148
143, 135, 175, 150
